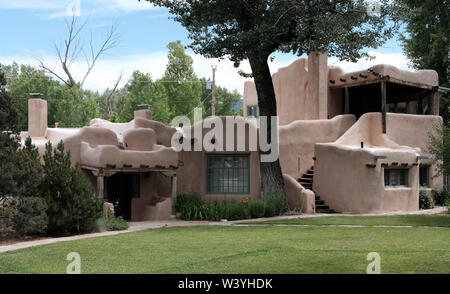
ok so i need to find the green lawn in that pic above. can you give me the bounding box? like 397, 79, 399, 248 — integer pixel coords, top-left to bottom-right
244, 214, 450, 227
1, 215, 450, 274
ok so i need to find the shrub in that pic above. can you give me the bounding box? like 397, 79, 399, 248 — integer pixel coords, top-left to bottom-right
0, 197, 48, 236
248, 200, 265, 218
264, 192, 286, 217
13, 197, 48, 235
176, 194, 208, 220
0, 197, 16, 237
41, 141, 103, 236
103, 216, 128, 231
204, 201, 221, 221
419, 191, 434, 209
434, 188, 450, 206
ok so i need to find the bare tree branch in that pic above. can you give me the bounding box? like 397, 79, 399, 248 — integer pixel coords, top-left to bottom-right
80, 23, 119, 88
38, 14, 119, 89
103, 71, 123, 118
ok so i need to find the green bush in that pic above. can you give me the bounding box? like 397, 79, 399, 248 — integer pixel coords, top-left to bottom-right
0, 198, 16, 237
222, 200, 248, 221
434, 188, 450, 206
248, 200, 265, 218
176, 194, 208, 220
177, 195, 256, 221
13, 197, 48, 235
41, 141, 103, 236
419, 191, 434, 209
264, 192, 286, 217
103, 216, 128, 231
0, 197, 48, 236
204, 201, 221, 221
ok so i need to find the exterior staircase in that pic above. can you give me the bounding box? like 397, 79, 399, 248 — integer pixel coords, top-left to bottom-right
298, 166, 339, 214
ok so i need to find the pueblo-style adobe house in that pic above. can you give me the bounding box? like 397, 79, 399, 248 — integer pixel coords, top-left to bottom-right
22, 52, 444, 220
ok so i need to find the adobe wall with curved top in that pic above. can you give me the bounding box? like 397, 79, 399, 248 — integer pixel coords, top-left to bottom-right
314, 143, 419, 213
243, 53, 328, 125
279, 114, 356, 179
385, 113, 443, 188
313, 112, 441, 213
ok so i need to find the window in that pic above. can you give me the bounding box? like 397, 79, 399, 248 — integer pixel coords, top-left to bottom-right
419, 165, 430, 187
207, 155, 250, 194
384, 169, 408, 187
247, 105, 260, 118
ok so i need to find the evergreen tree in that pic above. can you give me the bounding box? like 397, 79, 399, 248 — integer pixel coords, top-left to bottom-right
41, 141, 102, 236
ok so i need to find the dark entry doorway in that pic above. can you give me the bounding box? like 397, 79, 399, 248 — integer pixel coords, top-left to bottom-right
106, 173, 140, 220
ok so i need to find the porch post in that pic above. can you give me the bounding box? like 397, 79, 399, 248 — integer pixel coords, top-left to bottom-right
344, 86, 350, 114
381, 80, 387, 134
428, 87, 439, 115
97, 173, 104, 199
418, 97, 424, 114
171, 174, 177, 215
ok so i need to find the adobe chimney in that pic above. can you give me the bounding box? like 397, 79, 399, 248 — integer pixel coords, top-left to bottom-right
28, 94, 47, 137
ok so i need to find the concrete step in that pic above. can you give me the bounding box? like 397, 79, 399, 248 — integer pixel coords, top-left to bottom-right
315, 204, 330, 210
316, 209, 339, 214
298, 178, 312, 183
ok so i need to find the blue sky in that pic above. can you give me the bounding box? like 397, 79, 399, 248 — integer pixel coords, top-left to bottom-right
0, 0, 411, 93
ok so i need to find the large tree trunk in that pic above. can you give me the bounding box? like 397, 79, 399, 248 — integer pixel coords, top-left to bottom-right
248, 54, 286, 198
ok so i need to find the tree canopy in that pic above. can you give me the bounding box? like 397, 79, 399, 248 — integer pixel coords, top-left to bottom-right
145, 0, 402, 195
399, 0, 450, 121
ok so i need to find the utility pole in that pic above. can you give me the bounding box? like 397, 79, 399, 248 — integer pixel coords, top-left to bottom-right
211, 65, 217, 116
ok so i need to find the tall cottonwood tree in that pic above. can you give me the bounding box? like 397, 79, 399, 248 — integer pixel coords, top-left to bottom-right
144, 0, 401, 196
399, 0, 450, 122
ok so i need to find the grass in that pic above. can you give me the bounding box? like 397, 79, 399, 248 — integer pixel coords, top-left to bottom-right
1, 215, 450, 274
244, 214, 450, 227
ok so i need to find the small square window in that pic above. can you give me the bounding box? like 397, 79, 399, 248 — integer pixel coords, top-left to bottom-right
384, 169, 408, 188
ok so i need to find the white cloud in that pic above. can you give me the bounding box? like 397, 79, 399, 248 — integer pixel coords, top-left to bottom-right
0, 51, 412, 95
0, 0, 64, 10
96, 0, 156, 11
328, 51, 412, 72
0, 0, 157, 19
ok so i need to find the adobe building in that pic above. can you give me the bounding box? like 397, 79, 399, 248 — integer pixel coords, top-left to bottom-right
21, 52, 444, 219
244, 52, 443, 214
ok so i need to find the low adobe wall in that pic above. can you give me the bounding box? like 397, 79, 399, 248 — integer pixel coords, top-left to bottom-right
313, 112, 441, 213
385, 113, 443, 188
279, 114, 355, 179
314, 143, 419, 213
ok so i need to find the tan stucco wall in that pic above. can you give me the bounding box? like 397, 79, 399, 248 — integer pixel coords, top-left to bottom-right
385, 113, 443, 189
314, 143, 419, 213
279, 114, 356, 179
177, 116, 261, 201
244, 53, 329, 125
313, 112, 440, 213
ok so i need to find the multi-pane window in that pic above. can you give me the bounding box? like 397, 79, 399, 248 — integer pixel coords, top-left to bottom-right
419, 165, 430, 187
384, 169, 408, 187
207, 155, 250, 194
247, 105, 260, 118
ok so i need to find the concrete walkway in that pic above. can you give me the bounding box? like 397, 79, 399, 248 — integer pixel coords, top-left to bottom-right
0, 206, 447, 253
